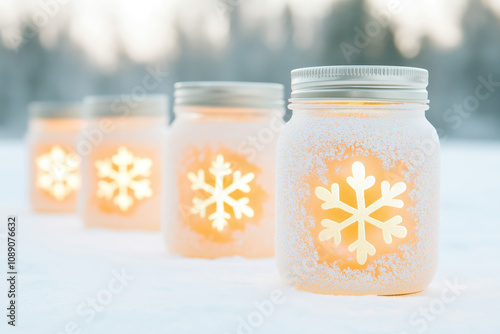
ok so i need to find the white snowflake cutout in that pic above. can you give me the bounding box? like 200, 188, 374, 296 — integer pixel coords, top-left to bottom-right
36, 146, 80, 200
95, 147, 153, 211
315, 161, 408, 265
188, 154, 255, 231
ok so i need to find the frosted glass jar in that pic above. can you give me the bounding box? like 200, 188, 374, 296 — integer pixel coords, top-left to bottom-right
79, 95, 168, 230
276, 66, 440, 295
165, 82, 284, 258
27, 102, 82, 212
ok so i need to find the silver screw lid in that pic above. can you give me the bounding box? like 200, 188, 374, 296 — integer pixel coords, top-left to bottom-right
83, 94, 168, 118
29, 101, 82, 119
290, 65, 429, 103
174, 81, 284, 110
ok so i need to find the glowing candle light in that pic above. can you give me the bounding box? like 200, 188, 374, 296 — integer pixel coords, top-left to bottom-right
165, 82, 284, 258
276, 66, 440, 295
80, 95, 168, 230
27, 102, 83, 212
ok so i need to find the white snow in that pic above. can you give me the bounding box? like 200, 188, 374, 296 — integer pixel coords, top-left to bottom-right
0, 140, 499, 334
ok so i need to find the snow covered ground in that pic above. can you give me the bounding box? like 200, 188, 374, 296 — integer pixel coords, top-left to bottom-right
0, 140, 499, 334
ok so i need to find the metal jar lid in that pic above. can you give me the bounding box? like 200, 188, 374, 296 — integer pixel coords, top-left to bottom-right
174, 81, 284, 110
290, 65, 429, 103
29, 102, 82, 119
83, 94, 168, 118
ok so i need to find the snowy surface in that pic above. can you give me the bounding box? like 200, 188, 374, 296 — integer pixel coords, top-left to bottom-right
0, 140, 499, 334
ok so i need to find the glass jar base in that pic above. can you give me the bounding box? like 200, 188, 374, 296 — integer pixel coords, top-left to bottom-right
292, 283, 428, 296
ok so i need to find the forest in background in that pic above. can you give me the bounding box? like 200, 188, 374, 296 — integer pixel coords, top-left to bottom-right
0, 0, 499, 140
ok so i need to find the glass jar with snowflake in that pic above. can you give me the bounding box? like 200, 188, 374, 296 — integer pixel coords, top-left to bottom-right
276, 66, 440, 295
165, 82, 284, 258
27, 102, 83, 212
79, 95, 168, 230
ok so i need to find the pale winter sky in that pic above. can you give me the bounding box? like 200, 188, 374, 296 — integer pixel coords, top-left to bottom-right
0, 0, 499, 67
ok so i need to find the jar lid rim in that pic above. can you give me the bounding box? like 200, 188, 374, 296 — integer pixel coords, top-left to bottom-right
175, 81, 283, 90
29, 101, 82, 119
174, 81, 284, 109
291, 65, 429, 103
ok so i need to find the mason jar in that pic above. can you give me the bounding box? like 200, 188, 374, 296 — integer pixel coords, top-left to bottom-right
276, 66, 440, 295
27, 102, 83, 212
165, 82, 284, 258
79, 95, 168, 230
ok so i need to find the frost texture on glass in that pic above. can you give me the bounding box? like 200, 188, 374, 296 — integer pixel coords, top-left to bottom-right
276, 107, 440, 295
164, 112, 283, 258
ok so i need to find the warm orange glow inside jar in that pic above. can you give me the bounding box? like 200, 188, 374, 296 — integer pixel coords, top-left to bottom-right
27, 102, 83, 213
80, 95, 168, 230
276, 66, 440, 295
165, 82, 284, 258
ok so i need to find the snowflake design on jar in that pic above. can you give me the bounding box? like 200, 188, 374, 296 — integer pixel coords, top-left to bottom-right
188, 154, 255, 231
36, 146, 80, 200
95, 146, 153, 212
315, 161, 408, 265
